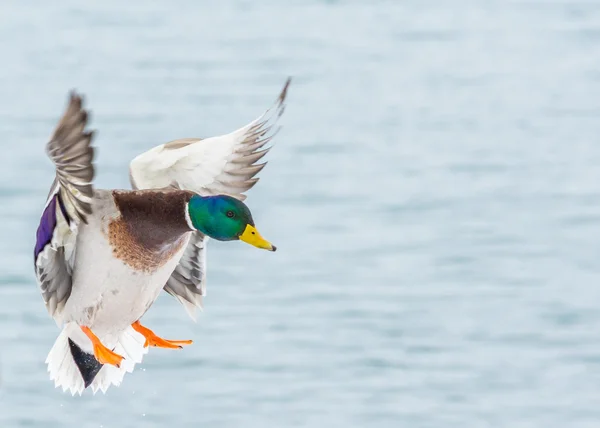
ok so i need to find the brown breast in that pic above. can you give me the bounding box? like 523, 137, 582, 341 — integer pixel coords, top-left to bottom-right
107, 189, 195, 273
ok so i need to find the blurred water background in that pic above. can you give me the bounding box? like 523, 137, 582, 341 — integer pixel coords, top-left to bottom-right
1, 0, 600, 427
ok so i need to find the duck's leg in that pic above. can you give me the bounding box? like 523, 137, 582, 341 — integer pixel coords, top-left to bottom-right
131, 321, 193, 349
80, 326, 124, 368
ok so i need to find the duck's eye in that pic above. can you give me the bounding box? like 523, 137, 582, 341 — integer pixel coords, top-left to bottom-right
226, 211, 235, 218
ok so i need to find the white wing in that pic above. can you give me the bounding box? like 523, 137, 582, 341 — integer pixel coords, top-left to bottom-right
129, 78, 290, 201
128, 78, 290, 319
35, 92, 95, 322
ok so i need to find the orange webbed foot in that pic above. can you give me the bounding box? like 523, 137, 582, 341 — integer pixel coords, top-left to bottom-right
131, 321, 193, 349
80, 326, 124, 368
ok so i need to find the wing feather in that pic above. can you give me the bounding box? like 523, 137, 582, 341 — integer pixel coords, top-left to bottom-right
47, 95, 95, 222
34, 92, 96, 322
163, 233, 207, 320
129, 77, 290, 200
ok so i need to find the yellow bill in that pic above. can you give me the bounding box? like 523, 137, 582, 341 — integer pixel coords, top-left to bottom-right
240, 224, 276, 251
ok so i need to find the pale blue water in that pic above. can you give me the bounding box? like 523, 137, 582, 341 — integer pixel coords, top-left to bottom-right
1, 0, 600, 427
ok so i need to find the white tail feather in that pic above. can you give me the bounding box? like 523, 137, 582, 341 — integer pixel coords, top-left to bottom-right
46, 323, 148, 395
46, 323, 85, 395
90, 327, 148, 394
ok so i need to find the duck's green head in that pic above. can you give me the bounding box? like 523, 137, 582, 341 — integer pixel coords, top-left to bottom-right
187, 194, 276, 251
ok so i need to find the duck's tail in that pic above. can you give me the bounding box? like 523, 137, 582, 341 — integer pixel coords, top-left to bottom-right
46, 322, 148, 395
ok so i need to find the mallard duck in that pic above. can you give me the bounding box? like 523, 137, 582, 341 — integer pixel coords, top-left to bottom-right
36, 79, 290, 395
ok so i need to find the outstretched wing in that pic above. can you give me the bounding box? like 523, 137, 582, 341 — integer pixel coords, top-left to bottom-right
129, 77, 290, 201
34, 92, 95, 322
128, 78, 290, 319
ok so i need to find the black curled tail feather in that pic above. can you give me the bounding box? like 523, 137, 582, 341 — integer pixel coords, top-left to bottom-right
68, 338, 103, 388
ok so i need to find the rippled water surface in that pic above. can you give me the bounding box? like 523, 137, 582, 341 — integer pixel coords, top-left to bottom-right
1, 1, 600, 427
